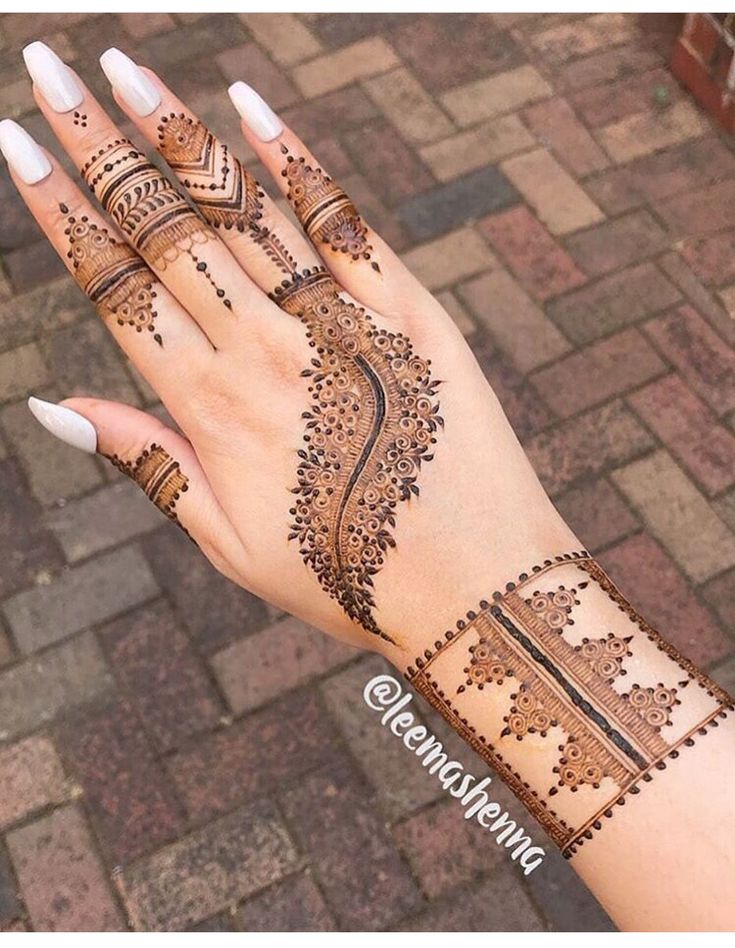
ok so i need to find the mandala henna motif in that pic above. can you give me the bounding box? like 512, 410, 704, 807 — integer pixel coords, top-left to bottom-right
108, 443, 188, 524
273, 269, 441, 641
60, 204, 162, 345
406, 552, 734, 856
280, 144, 378, 270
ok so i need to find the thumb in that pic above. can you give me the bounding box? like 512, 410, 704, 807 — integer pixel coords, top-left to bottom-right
28, 395, 249, 584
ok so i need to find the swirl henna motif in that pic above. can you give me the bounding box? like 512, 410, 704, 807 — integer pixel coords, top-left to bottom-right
406, 552, 734, 856
272, 269, 442, 642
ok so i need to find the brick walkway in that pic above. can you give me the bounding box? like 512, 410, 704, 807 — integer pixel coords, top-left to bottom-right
1, 11, 734, 932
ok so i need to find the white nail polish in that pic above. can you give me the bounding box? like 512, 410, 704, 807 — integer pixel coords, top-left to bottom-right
99, 47, 160, 117
28, 397, 97, 454
228, 81, 283, 142
0, 120, 52, 185
23, 41, 83, 113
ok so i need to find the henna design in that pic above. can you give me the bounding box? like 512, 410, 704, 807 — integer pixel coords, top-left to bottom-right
405, 552, 733, 856
273, 269, 441, 641
108, 443, 188, 523
73, 111, 87, 127
60, 204, 162, 346
280, 144, 378, 271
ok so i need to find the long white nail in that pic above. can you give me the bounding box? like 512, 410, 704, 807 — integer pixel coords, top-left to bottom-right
228, 81, 283, 142
28, 397, 97, 454
0, 120, 52, 185
100, 47, 160, 117
23, 41, 83, 113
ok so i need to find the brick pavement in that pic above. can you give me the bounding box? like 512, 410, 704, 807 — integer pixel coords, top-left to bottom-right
0, 11, 734, 932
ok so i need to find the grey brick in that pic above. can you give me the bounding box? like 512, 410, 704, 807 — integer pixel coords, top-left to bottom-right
525, 848, 616, 931
0, 277, 89, 351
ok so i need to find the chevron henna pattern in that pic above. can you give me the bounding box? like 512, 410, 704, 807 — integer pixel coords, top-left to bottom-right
272, 269, 442, 641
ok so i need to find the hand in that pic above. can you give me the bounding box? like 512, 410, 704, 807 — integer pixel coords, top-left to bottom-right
2, 42, 576, 663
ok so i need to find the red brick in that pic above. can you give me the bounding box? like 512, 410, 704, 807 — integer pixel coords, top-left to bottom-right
526, 402, 654, 496
281, 757, 421, 929
531, 328, 666, 419
343, 119, 434, 205
477, 205, 586, 302
564, 210, 668, 277
554, 478, 639, 552
237, 872, 336, 932
59, 700, 184, 864
0, 736, 67, 830
167, 690, 340, 822
7, 806, 123, 931
655, 179, 735, 239
702, 568, 735, 636
480, 352, 556, 442
679, 230, 735, 288
599, 533, 731, 666
658, 251, 735, 349
629, 374, 735, 495
523, 97, 608, 177
644, 305, 735, 416
210, 616, 357, 714
555, 43, 662, 90
99, 601, 221, 753
571, 66, 683, 128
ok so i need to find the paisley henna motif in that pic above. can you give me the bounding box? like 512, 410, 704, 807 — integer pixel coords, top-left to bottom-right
273, 269, 441, 641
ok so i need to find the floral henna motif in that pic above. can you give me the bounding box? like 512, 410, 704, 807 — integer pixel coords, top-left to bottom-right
272, 269, 441, 641
280, 144, 378, 270
108, 443, 188, 524
405, 552, 734, 856
60, 203, 162, 345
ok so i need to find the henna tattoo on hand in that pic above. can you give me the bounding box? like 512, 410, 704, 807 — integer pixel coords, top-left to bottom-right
60, 203, 162, 345
406, 552, 733, 856
280, 144, 378, 271
274, 269, 442, 641
108, 443, 188, 524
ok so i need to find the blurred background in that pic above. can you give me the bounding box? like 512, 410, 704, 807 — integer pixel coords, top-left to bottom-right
1, 11, 735, 933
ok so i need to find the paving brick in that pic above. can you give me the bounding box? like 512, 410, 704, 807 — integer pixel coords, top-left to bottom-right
118, 800, 298, 931
547, 263, 680, 345
401, 228, 497, 291
679, 230, 735, 288
238, 872, 336, 932
532, 328, 665, 419
556, 44, 662, 91
343, 119, 433, 205
554, 479, 638, 553
188, 913, 236, 933
564, 210, 669, 277
501, 149, 604, 236
657, 254, 735, 351
398, 869, 543, 932
397, 164, 519, 240
435, 289, 477, 336
309, 12, 410, 47
714, 489, 735, 534
58, 699, 184, 864
644, 305, 735, 416
599, 533, 732, 667
117, 11, 175, 38
46, 480, 163, 562
523, 97, 609, 177
612, 451, 735, 584
239, 12, 322, 65
363, 66, 453, 145
419, 115, 533, 182
0, 736, 67, 830
1, 397, 102, 503
281, 86, 377, 141
0, 459, 64, 600
526, 402, 653, 496
702, 569, 735, 638
629, 374, 735, 496
530, 13, 637, 64
139, 17, 248, 69
525, 847, 615, 931
0, 845, 20, 926
655, 178, 735, 239
440, 64, 552, 126
7, 806, 123, 931
3, 547, 158, 654
99, 601, 222, 753
292, 36, 397, 98
167, 689, 340, 822
478, 205, 586, 302
215, 43, 298, 110
460, 270, 570, 373
597, 100, 709, 164
571, 66, 683, 128
0, 343, 48, 403
210, 616, 356, 714
0, 633, 112, 741
479, 353, 555, 442
340, 171, 409, 252
141, 526, 271, 654
710, 655, 735, 696
4, 240, 67, 294
281, 756, 421, 930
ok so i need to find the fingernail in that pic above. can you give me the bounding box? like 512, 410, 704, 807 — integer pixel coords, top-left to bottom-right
0, 120, 52, 185
228, 81, 283, 142
99, 47, 160, 117
28, 397, 97, 453
23, 41, 84, 113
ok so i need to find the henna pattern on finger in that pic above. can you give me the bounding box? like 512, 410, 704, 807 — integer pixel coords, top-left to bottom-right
60, 203, 162, 345
406, 552, 734, 856
273, 269, 442, 641
108, 443, 188, 524
280, 144, 378, 271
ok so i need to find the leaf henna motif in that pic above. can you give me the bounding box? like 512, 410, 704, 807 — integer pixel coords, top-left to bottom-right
272, 269, 442, 641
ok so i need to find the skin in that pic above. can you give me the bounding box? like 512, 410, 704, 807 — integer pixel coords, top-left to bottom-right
8, 55, 735, 932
